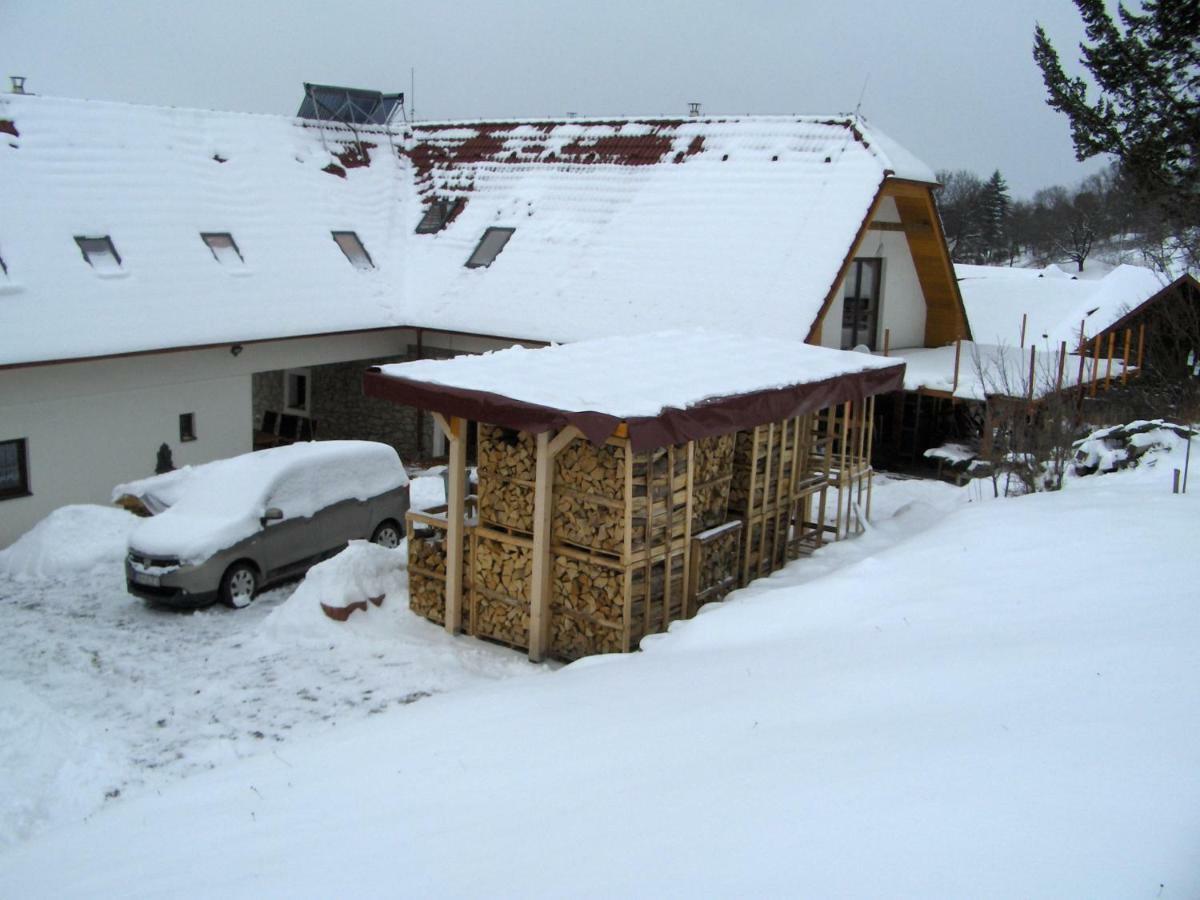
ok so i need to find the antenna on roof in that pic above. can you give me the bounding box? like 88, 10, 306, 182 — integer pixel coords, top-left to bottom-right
689, 101, 701, 118
853, 74, 870, 119
10, 76, 27, 95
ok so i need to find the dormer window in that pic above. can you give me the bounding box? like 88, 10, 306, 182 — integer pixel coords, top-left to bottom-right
466, 227, 514, 268
75, 236, 122, 272
332, 231, 374, 269
201, 232, 244, 265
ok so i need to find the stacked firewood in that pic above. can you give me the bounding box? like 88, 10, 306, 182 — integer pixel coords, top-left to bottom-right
729, 419, 800, 514
478, 478, 535, 533
477, 424, 536, 480
691, 523, 742, 611
407, 531, 472, 628
551, 614, 625, 660
628, 551, 687, 642
553, 439, 625, 553
553, 555, 625, 622
478, 424, 537, 533
472, 534, 532, 646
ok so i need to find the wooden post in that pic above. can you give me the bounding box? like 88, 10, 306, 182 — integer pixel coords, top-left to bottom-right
432, 413, 467, 636
528, 431, 553, 662
952, 340, 962, 395
1104, 332, 1116, 390
1090, 335, 1102, 398
1121, 328, 1132, 385
1056, 341, 1067, 393
882, 328, 891, 357
1020, 313, 1028, 348
1136, 323, 1146, 378
527, 425, 583, 663
1026, 345, 1037, 402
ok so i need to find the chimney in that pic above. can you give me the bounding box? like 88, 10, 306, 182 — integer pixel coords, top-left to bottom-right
10, 76, 27, 94
688, 102, 701, 117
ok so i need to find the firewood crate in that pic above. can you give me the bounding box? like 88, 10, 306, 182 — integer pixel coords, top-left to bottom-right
691, 433, 735, 531
469, 527, 533, 650
477, 424, 536, 535
550, 543, 689, 661
553, 437, 690, 559
406, 505, 474, 629
728, 416, 807, 516
688, 521, 742, 611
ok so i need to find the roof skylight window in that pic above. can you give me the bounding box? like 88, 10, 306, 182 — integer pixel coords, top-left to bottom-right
332, 231, 374, 270
201, 232, 244, 265
75, 236, 122, 272
416, 198, 462, 235
465, 227, 515, 269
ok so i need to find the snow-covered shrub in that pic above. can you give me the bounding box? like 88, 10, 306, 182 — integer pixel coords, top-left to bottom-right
1072, 419, 1196, 476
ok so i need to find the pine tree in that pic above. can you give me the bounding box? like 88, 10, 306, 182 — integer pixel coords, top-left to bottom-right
979, 170, 1012, 263
1033, 1, 1200, 239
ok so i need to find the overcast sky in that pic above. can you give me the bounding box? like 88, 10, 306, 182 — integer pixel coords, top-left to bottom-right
0, 0, 1110, 197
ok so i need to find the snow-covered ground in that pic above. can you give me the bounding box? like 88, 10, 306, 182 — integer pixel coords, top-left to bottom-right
1, 457, 1198, 896
0, 475, 535, 851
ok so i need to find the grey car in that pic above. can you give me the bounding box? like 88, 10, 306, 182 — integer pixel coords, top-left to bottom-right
122, 441, 409, 609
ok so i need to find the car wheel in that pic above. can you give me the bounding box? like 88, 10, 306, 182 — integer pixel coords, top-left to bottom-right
371, 520, 402, 549
220, 562, 259, 609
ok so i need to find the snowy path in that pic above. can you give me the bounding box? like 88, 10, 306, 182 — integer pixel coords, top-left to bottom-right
0, 547, 536, 849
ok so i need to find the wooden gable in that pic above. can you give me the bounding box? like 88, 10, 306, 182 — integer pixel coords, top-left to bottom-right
807, 178, 970, 348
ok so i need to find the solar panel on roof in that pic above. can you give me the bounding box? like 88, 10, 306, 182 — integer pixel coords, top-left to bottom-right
297, 83, 404, 126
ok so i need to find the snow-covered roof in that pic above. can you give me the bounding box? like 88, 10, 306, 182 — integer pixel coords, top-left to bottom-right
0, 92, 936, 366
0, 93, 409, 366
956, 263, 1167, 348
367, 330, 905, 449
893, 341, 1129, 401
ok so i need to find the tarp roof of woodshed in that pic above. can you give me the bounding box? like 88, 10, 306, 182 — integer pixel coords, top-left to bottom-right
364, 330, 905, 450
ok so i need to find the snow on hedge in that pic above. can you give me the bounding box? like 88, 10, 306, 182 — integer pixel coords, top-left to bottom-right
0, 505, 138, 580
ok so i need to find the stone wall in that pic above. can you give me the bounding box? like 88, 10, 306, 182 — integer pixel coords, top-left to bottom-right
251, 348, 462, 463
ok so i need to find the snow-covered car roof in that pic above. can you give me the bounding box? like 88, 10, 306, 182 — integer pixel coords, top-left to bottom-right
119, 441, 408, 561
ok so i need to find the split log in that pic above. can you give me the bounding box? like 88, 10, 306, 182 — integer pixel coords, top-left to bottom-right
471, 533, 532, 647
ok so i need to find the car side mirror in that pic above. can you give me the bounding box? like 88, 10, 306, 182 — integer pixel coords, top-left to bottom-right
261, 507, 284, 526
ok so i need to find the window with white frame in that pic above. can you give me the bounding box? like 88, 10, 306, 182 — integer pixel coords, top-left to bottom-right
284, 369, 311, 414
75, 236, 123, 273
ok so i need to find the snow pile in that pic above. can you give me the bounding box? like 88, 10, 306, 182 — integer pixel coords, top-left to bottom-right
1072, 419, 1196, 477
126, 441, 407, 561
381, 330, 903, 418
0, 682, 121, 849
259, 541, 408, 644
0, 505, 138, 580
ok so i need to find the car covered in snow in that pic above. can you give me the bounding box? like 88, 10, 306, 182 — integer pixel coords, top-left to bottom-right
116, 441, 409, 609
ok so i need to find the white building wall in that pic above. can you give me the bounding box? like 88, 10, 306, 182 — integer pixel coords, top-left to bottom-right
817, 197, 926, 351
0, 328, 421, 548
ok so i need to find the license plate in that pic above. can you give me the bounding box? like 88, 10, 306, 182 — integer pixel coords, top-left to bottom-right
131, 571, 160, 587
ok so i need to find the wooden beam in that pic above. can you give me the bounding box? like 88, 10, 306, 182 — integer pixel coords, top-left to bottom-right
431, 411, 454, 443
528, 430, 554, 662
548, 425, 583, 458
443, 416, 467, 635
1121, 329, 1132, 385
